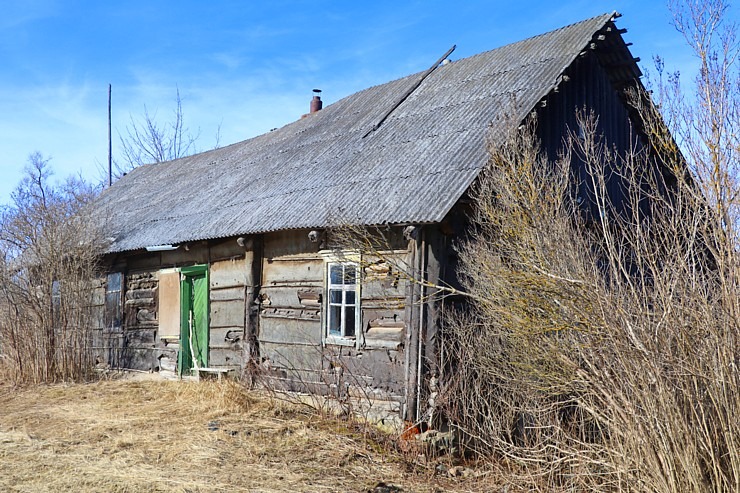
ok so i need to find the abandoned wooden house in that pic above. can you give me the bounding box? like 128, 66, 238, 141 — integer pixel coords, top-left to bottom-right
91, 12, 647, 421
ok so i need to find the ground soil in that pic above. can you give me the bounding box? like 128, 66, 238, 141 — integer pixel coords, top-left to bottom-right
0, 376, 497, 492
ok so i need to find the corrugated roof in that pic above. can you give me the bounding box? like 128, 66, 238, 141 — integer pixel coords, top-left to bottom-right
95, 12, 629, 253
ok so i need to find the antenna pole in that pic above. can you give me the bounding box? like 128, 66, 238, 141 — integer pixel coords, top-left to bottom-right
363, 44, 456, 138
108, 84, 112, 187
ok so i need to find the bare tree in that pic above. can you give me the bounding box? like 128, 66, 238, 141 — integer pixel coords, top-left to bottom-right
654, 0, 740, 267
116, 87, 200, 173
0, 154, 103, 383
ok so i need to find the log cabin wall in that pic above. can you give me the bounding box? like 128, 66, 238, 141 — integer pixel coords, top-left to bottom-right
101, 228, 416, 414
258, 229, 412, 412
257, 230, 325, 389
102, 237, 248, 376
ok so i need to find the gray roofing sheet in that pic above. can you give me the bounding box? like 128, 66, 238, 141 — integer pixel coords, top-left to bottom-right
95, 13, 619, 253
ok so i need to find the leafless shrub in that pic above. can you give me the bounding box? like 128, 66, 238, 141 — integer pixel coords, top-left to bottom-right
0, 154, 103, 383
433, 2, 740, 490
438, 100, 738, 490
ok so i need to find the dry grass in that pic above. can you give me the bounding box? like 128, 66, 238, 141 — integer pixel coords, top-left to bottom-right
0, 377, 496, 493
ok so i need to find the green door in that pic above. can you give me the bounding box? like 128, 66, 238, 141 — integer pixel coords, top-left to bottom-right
178, 265, 209, 375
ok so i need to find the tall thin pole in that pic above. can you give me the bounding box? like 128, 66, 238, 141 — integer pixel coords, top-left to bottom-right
108, 84, 112, 187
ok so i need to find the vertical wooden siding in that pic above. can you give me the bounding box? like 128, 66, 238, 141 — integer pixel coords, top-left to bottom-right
537, 51, 642, 220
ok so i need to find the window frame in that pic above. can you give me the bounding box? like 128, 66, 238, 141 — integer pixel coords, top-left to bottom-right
322, 253, 361, 347
104, 272, 124, 331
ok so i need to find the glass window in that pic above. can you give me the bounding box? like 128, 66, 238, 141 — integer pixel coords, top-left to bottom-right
326, 261, 359, 339
105, 272, 123, 330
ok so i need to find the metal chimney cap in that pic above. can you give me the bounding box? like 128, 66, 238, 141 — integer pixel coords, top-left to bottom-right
312, 88, 322, 94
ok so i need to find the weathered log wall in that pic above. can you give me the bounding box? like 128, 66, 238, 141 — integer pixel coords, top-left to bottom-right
102, 238, 247, 375
208, 256, 246, 369
99, 228, 425, 416
258, 229, 410, 407
258, 231, 324, 387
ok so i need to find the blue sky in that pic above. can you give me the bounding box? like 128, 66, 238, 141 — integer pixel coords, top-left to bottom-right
0, 1, 724, 205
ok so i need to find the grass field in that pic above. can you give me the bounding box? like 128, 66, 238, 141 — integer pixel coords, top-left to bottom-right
0, 376, 495, 492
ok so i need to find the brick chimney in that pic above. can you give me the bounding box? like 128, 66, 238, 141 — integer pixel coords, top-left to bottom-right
310, 89, 322, 113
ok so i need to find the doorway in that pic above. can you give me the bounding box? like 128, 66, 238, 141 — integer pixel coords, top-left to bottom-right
178, 265, 209, 375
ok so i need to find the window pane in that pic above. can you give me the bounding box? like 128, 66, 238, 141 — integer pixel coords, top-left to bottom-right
329, 289, 342, 304
329, 305, 342, 335
105, 272, 124, 329
346, 290, 355, 305
105, 293, 122, 329
344, 266, 356, 284
330, 264, 343, 284
107, 272, 122, 292
52, 280, 61, 297
344, 307, 355, 337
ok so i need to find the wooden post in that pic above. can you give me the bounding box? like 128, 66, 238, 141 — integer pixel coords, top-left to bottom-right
423, 227, 443, 378
403, 231, 423, 422
243, 235, 264, 377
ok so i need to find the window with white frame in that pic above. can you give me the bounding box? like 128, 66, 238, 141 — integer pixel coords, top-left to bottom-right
105, 272, 124, 331
326, 261, 360, 340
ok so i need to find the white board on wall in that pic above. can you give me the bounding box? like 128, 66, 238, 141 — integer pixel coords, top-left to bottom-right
158, 269, 181, 339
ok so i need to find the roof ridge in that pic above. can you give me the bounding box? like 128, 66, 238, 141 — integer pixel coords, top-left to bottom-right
452, 12, 614, 66
297, 13, 616, 118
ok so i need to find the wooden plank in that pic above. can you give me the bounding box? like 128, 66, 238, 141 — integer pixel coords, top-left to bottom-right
157, 352, 177, 373
161, 245, 208, 265
297, 289, 321, 307
259, 281, 322, 288
366, 325, 404, 338
364, 327, 404, 350
329, 348, 406, 394
92, 306, 106, 330
262, 258, 323, 284
158, 269, 181, 338
260, 374, 333, 396
91, 286, 105, 306
125, 254, 162, 271
259, 285, 319, 309
245, 234, 263, 362
209, 326, 244, 348
210, 286, 244, 301
423, 226, 445, 378
258, 317, 322, 345
260, 306, 320, 321
364, 309, 405, 326
210, 299, 245, 328
263, 230, 321, 259
208, 327, 244, 351
208, 238, 245, 261
362, 278, 408, 301
120, 346, 155, 371
210, 258, 247, 289
124, 328, 156, 347
360, 297, 406, 310
206, 347, 243, 368
260, 341, 323, 372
